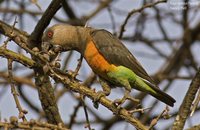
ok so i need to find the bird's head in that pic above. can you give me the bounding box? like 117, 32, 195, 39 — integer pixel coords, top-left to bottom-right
42, 24, 89, 53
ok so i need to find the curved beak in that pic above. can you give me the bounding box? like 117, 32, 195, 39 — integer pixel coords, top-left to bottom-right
41, 41, 63, 55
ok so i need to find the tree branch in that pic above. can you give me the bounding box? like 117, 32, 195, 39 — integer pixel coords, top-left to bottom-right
48, 68, 148, 130
28, 0, 63, 125
119, 0, 167, 39
29, 0, 62, 48
172, 68, 200, 129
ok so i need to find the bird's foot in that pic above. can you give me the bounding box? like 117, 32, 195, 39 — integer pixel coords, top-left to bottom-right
95, 90, 110, 102
113, 97, 126, 109
113, 90, 140, 109
93, 90, 110, 109
93, 79, 111, 109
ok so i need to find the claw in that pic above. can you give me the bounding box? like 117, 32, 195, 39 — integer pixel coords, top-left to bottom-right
113, 95, 127, 109
93, 79, 111, 109
113, 90, 140, 109
94, 91, 107, 102
93, 91, 107, 109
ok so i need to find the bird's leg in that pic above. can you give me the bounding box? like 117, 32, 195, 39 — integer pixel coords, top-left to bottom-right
113, 90, 129, 108
113, 79, 131, 107
114, 90, 140, 109
93, 78, 111, 109
124, 90, 140, 104
113, 79, 140, 109
95, 78, 111, 101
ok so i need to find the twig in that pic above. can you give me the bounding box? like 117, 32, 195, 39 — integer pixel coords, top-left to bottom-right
119, 0, 167, 38
83, 0, 113, 21
0, 119, 69, 130
70, 55, 93, 130
80, 95, 93, 130
172, 68, 200, 130
7, 59, 27, 122
107, 6, 117, 35
18, 86, 41, 114
68, 101, 82, 129
0, 47, 36, 68
11, 17, 18, 32
4, 18, 28, 122
61, 0, 77, 19
61, 51, 73, 70
128, 107, 152, 114
72, 55, 83, 78
2, 17, 18, 48
30, 0, 42, 11
190, 88, 200, 116
29, 0, 62, 48
153, 6, 172, 44
65, 55, 83, 81
0, 71, 35, 88
149, 106, 170, 129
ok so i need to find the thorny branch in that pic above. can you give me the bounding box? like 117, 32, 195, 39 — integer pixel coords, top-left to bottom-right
149, 106, 170, 129
172, 68, 200, 130
3, 18, 28, 122
29, 0, 64, 125
8, 59, 28, 122
0, 118, 69, 130
190, 88, 200, 116
80, 95, 93, 130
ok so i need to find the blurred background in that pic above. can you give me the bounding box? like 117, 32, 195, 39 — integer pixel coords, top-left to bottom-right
0, 0, 200, 129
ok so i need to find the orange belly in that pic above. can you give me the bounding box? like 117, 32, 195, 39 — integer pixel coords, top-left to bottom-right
84, 40, 116, 77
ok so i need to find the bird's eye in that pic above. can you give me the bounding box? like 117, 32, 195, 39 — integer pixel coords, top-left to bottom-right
47, 31, 53, 38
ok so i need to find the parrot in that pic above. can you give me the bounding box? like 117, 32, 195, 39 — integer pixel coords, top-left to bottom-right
42, 24, 176, 107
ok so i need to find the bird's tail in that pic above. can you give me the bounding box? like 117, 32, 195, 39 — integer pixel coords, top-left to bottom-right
132, 77, 176, 107
148, 85, 176, 107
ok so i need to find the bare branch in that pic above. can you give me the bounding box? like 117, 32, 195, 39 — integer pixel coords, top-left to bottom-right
0, 119, 69, 130
172, 68, 200, 130
119, 0, 167, 38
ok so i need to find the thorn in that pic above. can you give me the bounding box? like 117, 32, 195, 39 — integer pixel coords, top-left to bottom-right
84, 21, 89, 27
128, 107, 152, 114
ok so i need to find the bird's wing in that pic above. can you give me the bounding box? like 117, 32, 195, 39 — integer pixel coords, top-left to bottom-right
90, 29, 155, 84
